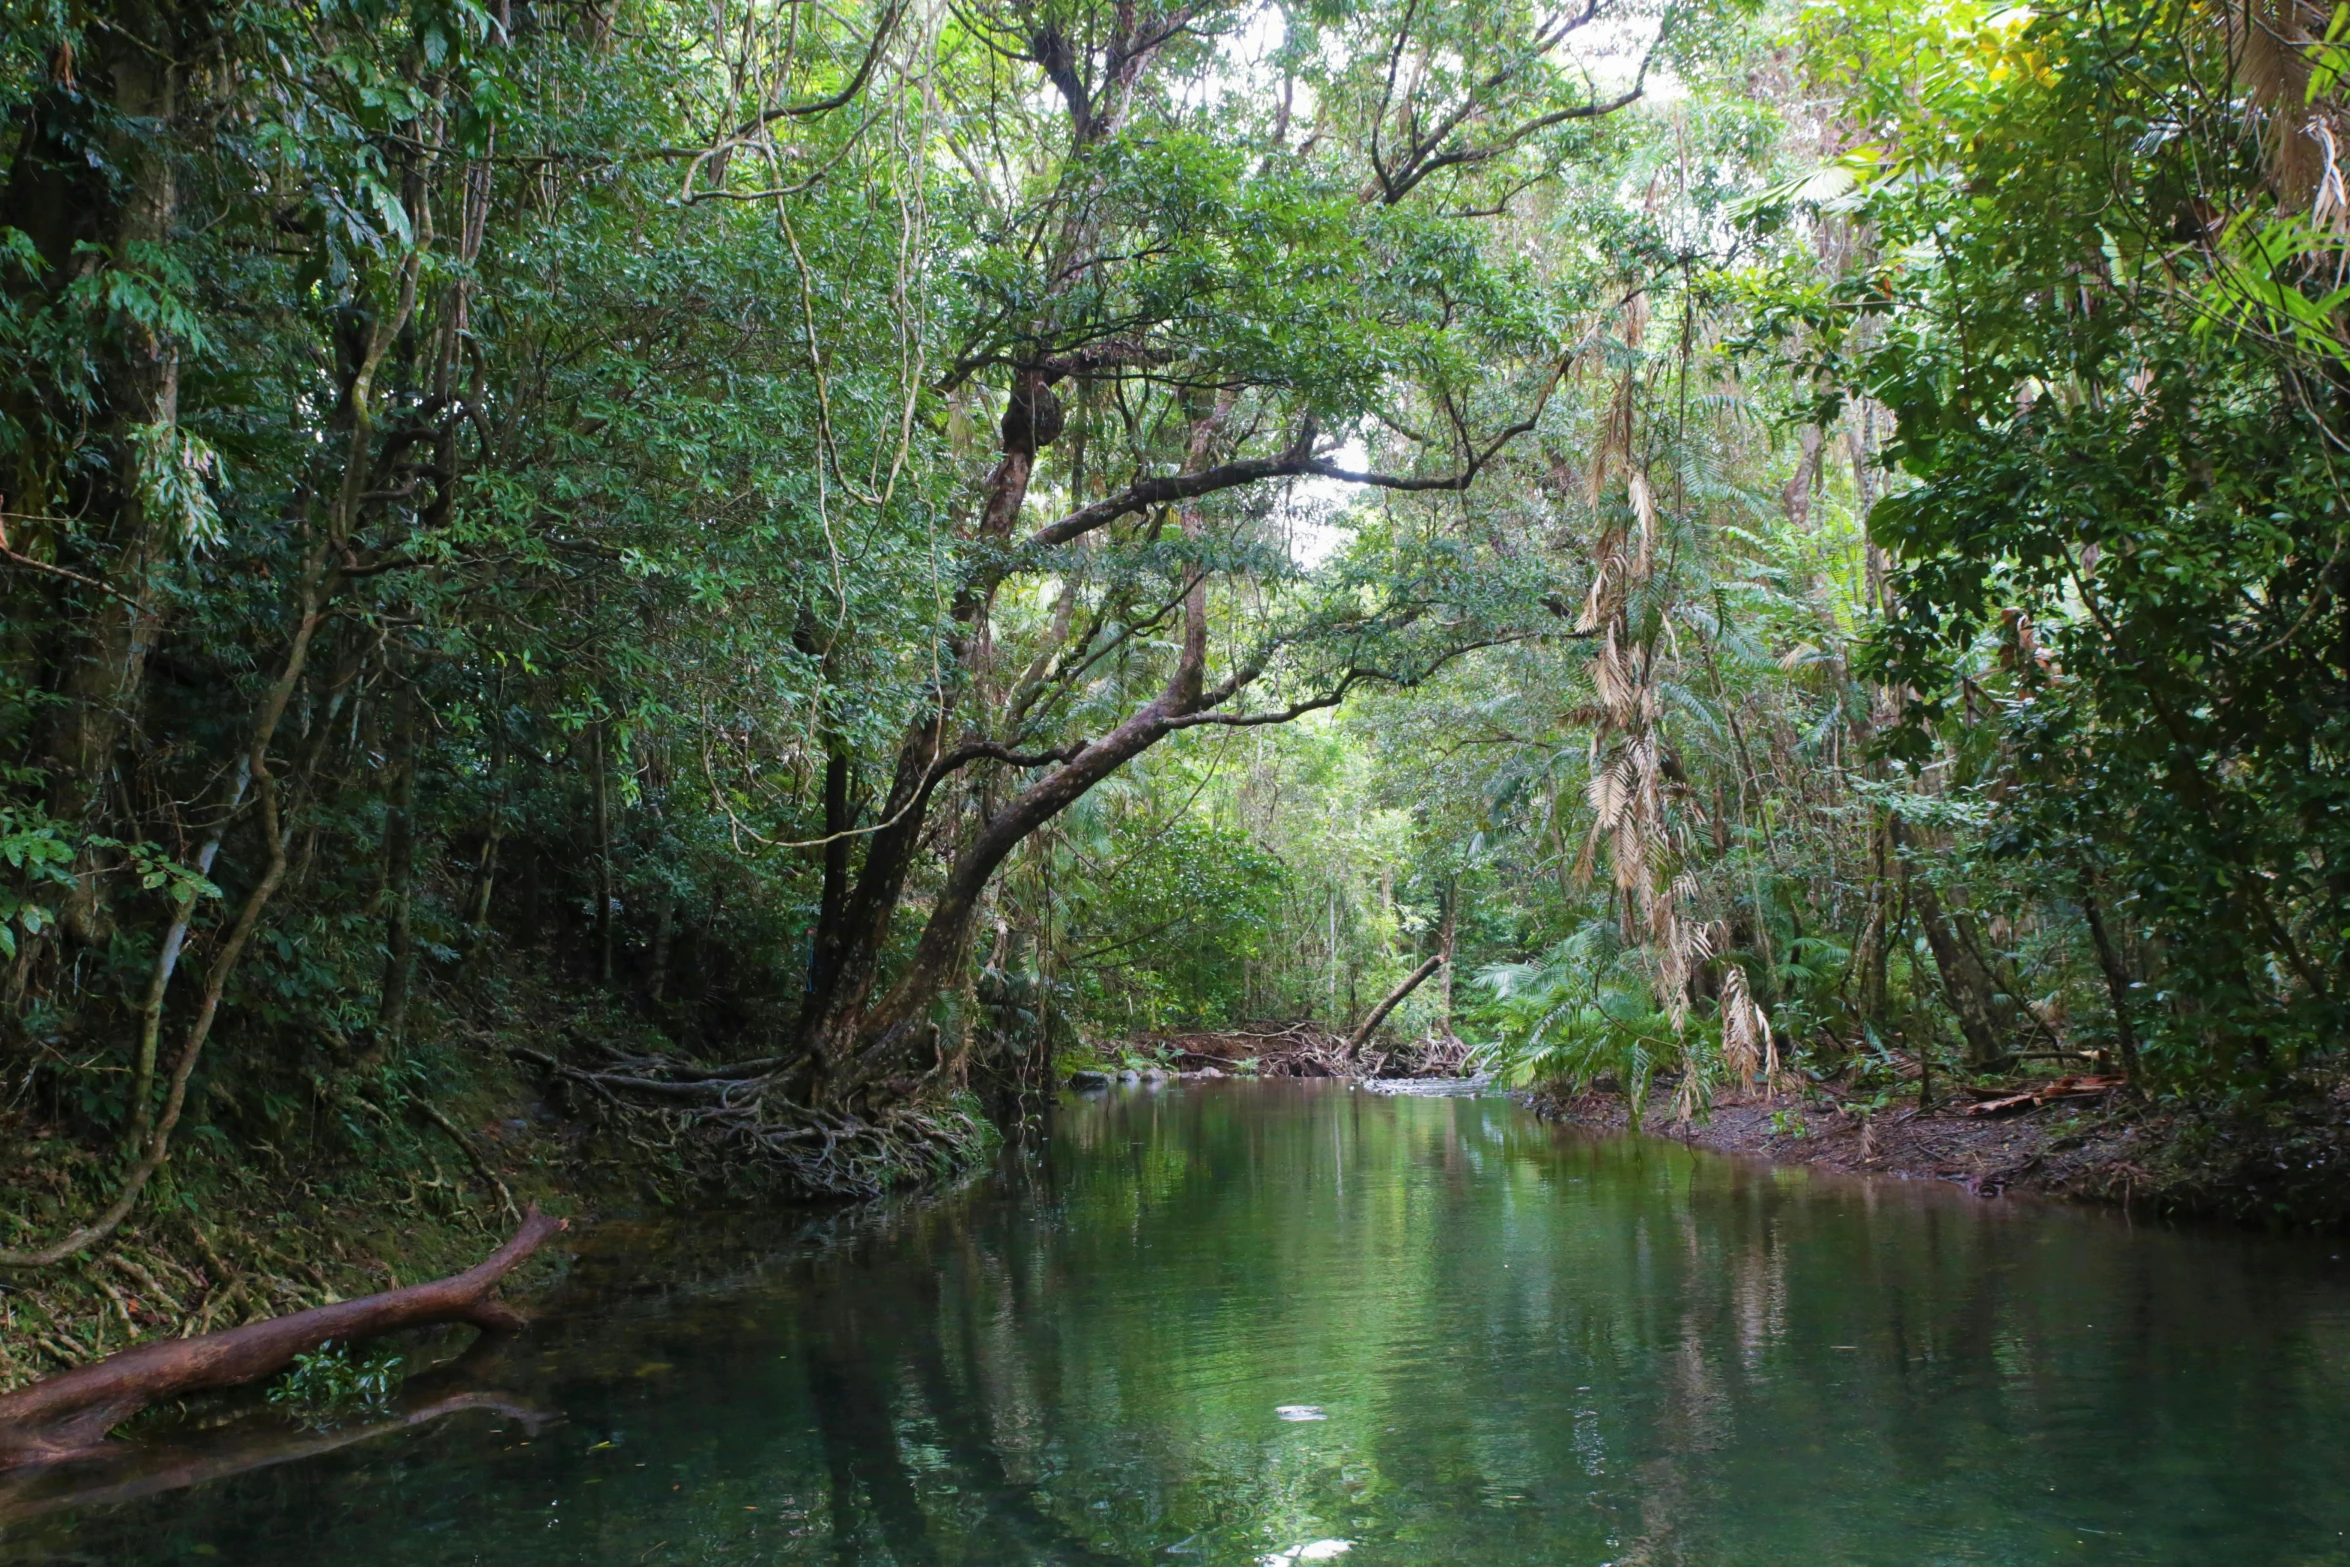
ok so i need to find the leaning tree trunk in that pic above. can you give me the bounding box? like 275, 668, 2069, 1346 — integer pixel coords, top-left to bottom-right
375, 680, 422, 1047
1348, 952, 1445, 1052
831, 403, 1236, 1097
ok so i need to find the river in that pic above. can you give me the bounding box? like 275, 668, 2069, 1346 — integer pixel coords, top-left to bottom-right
9, 1081, 2350, 1563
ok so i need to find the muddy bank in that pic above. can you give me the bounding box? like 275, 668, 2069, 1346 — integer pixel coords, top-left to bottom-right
1523, 1077, 2350, 1229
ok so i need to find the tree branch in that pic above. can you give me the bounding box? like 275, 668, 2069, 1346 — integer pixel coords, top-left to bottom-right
729, 0, 903, 138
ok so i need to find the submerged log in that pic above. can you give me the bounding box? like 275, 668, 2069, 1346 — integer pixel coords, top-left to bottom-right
0, 1205, 564, 1467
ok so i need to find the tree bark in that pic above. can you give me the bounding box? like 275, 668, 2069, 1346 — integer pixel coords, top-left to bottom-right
2078, 876, 2142, 1082
0, 1208, 563, 1467
42, 5, 188, 939
592, 721, 614, 985
375, 681, 422, 1046
833, 404, 1235, 1093
127, 754, 250, 1147
796, 731, 858, 1040
1437, 883, 1458, 1037
462, 710, 508, 957
1851, 808, 1892, 1031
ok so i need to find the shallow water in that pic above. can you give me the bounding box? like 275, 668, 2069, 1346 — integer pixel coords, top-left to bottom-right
11, 1082, 2350, 1564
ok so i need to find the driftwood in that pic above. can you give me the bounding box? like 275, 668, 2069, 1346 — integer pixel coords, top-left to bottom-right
0, 1206, 564, 1466
1146, 1015, 1474, 1080
1960, 1075, 2128, 1118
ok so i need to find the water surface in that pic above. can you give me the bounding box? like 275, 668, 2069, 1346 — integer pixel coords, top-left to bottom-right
10, 1082, 2350, 1564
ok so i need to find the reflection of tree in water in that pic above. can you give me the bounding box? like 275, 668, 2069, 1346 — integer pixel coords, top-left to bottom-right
793, 1209, 1142, 1565
21, 1090, 2350, 1565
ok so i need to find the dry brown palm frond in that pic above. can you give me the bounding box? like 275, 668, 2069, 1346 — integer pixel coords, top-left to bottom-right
1584, 371, 1639, 509
1720, 962, 1772, 1094
1577, 554, 1617, 632
1594, 628, 1639, 723
2227, 0, 2333, 206
1585, 752, 1630, 829
1629, 470, 1658, 578
1672, 1067, 1709, 1125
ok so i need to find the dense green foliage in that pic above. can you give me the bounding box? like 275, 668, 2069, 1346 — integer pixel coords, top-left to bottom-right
1084, 0, 2350, 1118
7, 0, 2350, 1265
0, 0, 1690, 1243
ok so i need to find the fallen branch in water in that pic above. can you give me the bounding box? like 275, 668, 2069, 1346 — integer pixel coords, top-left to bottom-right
0, 1207, 564, 1467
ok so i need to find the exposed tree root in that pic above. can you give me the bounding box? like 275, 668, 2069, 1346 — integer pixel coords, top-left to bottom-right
507, 1045, 994, 1196
0, 1207, 562, 1467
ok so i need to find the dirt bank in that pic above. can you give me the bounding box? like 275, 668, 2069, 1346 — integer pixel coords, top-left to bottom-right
1523, 1076, 2350, 1229
0, 986, 712, 1396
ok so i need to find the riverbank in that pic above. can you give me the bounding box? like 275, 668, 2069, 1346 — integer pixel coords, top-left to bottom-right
0, 1055, 572, 1396
0, 982, 744, 1397
1523, 1075, 2350, 1228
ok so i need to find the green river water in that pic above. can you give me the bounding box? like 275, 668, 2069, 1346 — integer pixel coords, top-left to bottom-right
8, 1081, 2350, 1565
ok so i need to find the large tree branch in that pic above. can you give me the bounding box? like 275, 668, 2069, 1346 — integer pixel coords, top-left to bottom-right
729, 0, 903, 137
1381, 81, 1646, 206
0, 1209, 562, 1466
1019, 371, 1566, 561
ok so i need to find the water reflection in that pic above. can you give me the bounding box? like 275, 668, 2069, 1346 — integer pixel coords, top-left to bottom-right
10, 1082, 2350, 1565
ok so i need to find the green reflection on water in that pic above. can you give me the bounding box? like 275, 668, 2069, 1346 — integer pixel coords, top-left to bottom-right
12, 1082, 2350, 1565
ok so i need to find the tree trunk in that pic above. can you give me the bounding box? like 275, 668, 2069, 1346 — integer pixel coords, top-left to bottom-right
43, 7, 187, 940
1437, 883, 1457, 1038
591, 722, 614, 985
463, 705, 509, 956
1348, 951, 1444, 1051
375, 682, 421, 1046
1851, 809, 1892, 1031
649, 892, 678, 1004
2078, 876, 2142, 1082
796, 732, 858, 1040
1893, 820, 2007, 1070
127, 754, 251, 1147
828, 399, 1239, 1094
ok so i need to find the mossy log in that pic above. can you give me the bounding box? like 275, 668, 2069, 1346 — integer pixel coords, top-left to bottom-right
0, 1206, 563, 1467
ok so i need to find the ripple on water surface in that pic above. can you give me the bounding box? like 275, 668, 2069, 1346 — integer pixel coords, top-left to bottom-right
8, 1080, 2350, 1566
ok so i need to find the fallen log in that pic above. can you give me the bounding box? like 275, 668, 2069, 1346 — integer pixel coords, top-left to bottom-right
0, 1205, 564, 1467
1959, 1074, 2127, 1118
